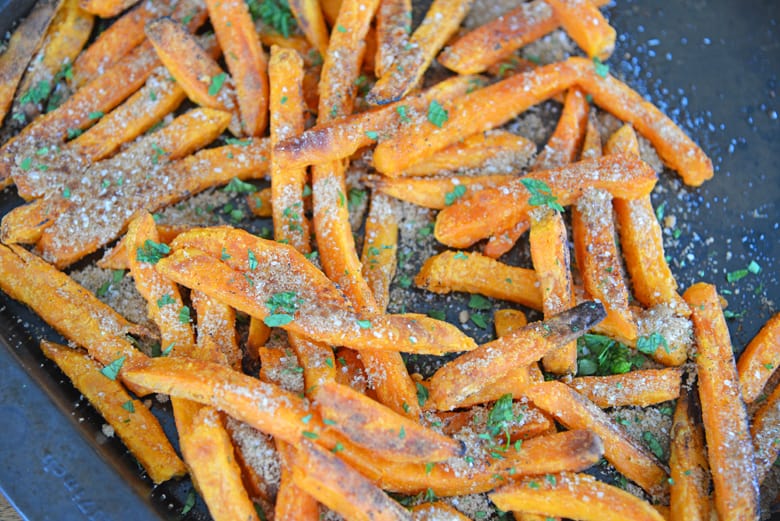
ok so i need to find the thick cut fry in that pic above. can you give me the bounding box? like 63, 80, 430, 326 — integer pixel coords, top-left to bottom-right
40, 341, 186, 483
0, 0, 60, 125
366, 0, 473, 105
145, 17, 241, 134
683, 283, 758, 521
159, 227, 477, 355
389, 130, 536, 177
11, 0, 93, 123
415, 251, 542, 310
270, 46, 311, 253
288, 0, 329, 56
375, 0, 412, 78
275, 74, 480, 170
428, 302, 605, 410
530, 207, 576, 374
292, 440, 412, 521
572, 188, 638, 342
437, 0, 609, 75
751, 381, 780, 483
372, 174, 517, 210
315, 381, 462, 462
737, 312, 780, 403
207, 0, 269, 136
71, 0, 174, 88
80, 0, 140, 17
361, 193, 398, 311
435, 153, 657, 248
525, 380, 668, 496
0, 244, 148, 385
372, 61, 579, 173
545, 0, 616, 60
335, 429, 603, 496
483, 220, 530, 259
669, 389, 710, 521
490, 473, 665, 521
568, 368, 682, 408
534, 88, 589, 171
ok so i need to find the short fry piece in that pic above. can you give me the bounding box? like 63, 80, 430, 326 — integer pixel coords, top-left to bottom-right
292, 440, 412, 521
568, 368, 682, 408
415, 251, 543, 311
483, 220, 530, 259
366, 0, 473, 104
490, 473, 665, 521
525, 380, 668, 496
494, 309, 528, 335
669, 388, 710, 521
372, 174, 517, 210
428, 302, 605, 410
683, 282, 759, 521
737, 312, 780, 403
545, 0, 616, 60
315, 381, 462, 462
40, 341, 186, 483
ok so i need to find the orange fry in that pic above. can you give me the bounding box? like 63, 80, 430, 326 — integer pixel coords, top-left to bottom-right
568, 368, 682, 408
98, 225, 190, 270
581, 117, 603, 159
428, 302, 605, 410
247, 186, 273, 217
525, 380, 668, 496
366, 0, 473, 105
490, 473, 664, 521
411, 503, 470, 521
371, 174, 517, 209
276, 442, 320, 521
683, 283, 759, 521
545, 0, 616, 60
191, 290, 242, 369
483, 220, 530, 259
533, 88, 590, 171
572, 187, 638, 342
737, 312, 780, 403
288, 0, 329, 56
669, 388, 711, 521
0, 196, 71, 245
80, 0, 140, 17
40, 341, 186, 483
375, 0, 412, 78
361, 193, 399, 311
0, 0, 59, 125
207, 0, 269, 136
435, 153, 657, 249
752, 381, 780, 484
415, 250, 542, 310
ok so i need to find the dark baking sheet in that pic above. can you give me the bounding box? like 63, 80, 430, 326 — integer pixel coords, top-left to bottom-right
1, 0, 779, 519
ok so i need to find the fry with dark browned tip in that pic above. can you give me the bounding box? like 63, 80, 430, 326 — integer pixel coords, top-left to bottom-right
669, 388, 710, 521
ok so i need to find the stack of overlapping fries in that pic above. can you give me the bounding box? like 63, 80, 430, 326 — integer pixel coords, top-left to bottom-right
1, 0, 778, 519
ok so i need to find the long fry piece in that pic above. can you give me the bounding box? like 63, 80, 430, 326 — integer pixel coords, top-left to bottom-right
40, 341, 186, 483
752, 381, 780, 484
669, 388, 710, 521
683, 282, 759, 521
366, 0, 473, 105
372, 174, 517, 210
361, 193, 398, 311
568, 368, 682, 408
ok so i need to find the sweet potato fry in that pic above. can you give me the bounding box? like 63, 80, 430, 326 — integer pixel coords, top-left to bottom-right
490, 472, 665, 521
494, 308, 528, 334
534, 88, 590, 171
372, 61, 579, 173
437, 0, 609, 75
431, 400, 553, 441
524, 380, 668, 496
98, 225, 190, 270
683, 282, 758, 521
366, 0, 473, 105
274, 74, 479, 170
191, 290, 242, 369
751, 381, 780, 484
288, 334, 336, 395
737, 312, 780, 403
292, 440, 412, 521
389, 130, 536, 177
669, 388, 710, 521
415, 251, 542, 310
0, 0, 59, 125
275, 441, 320, 521
435, 153, 657, 249
530, 206, 576, 374
0, 196, 71, 244
581, 117, 603, 159
270, 45, 311, 253
0, 244, 148, 385
572, 187, 638, 342
371, 174, 517, 209
315, 381, 462, 462
71, 0, 175, 88
158, 227, 477, 355
80, 0, 140, 17
411, 503, 470, 520
375, 0, 412, 78
333, 347, 369, 394
428, 302, 605, 410
361, 193, 398, 311
545, 0, 616, 60
247, 186, 273, 217
207, 0, 269, 136
11, 0, 93, 123
288, 0, 329, 56
40, 341, 186, 483
568, 368, 682, 408
145, 17, 241, 134
483, 220, 530, 259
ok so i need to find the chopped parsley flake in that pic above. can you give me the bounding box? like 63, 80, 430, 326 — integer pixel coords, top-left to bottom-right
365, 130, 378, 140
356, 319, 372, 329
636, 332, 669, 355
208, 72, 228, 96
100, 356, 126, 380
427, 100, 448, 127
121, 400, 135, 413
468, 294, 492, 310
520, 178, 564, 212
135, 240, 170, 264
302, 430, 318, 439
88, 111, 104, 120
157, 294, 176, 307
444, 184, 467, 206
396, 105, 411, 123
223, 177, 257, 193
416, 382, 429, 407
264, 291, 303, 327
178, 306, 191, 324
248, 250, 258, 270
593, 56, 610, 78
